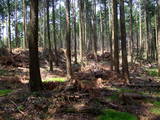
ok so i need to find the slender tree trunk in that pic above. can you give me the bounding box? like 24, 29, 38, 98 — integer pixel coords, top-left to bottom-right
112, 0, 119, 73
120, 0, 129, 82
65, 0, 72, 79
79, 0, 84, 64
139, 2, 143, 56
7, 0, 11, 52
144, 0, 150, 59
129, 0, 134, 63
93, 0, 97, 60
157, 0, 160, 75
29, 0, 42, 91
59, 0, 63, 48
52, 0, 58, 66
100, 6, 104, 55
23, 0, 27, 48
73, 0, 77, 64
108, 0, 113, 70
46, 0, 53, 71
15, 0, 18, 47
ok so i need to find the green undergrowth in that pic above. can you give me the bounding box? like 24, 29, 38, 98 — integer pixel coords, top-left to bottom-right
43, 77, 67, 83
150, 101, 160, 115
146, 68, 159, 77
0, 89, 12, 96
97, 109, 138, 120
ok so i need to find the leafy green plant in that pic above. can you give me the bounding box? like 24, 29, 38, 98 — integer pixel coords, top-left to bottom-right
147, 68, 158, 77
43, 77, 67, 82
152, 101, 160, 107
0, 89, 12, 96
97, 109, 138, 120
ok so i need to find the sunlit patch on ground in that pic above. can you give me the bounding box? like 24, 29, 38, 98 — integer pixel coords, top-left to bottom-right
42, 77, 67, 82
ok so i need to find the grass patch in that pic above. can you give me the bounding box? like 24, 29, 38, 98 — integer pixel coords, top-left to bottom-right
149, 101, 160, 115
0, 89, 12, 96
43, 77, 67, 83
150, 107, 160, 115
147, 68, 158, 77
97, 109, 138, 120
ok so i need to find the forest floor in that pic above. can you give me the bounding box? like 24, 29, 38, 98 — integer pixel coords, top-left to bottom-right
0, 48, 160, 120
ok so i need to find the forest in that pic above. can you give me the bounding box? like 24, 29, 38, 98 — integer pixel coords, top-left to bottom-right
0, 0, 160, 120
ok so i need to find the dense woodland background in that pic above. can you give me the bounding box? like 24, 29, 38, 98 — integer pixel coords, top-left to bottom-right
0, 0, 160, 120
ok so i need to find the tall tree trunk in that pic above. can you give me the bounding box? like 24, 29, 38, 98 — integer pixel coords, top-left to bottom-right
59, 0, 63, 48
120, 0, 129, 82
112, 0, 119, 73
139, 1, 143, 56
15, 0, 18, 47
79, 0, 84, 64
52, 0, 58, 66
129, 0, 134, 63
73, 0, 77, 64
108, 0, 113, 70
23, 0, 27, 48
144, 0, 150, 59
93, 0, 97, 59
7, 0, 11, 52
157, 0, 160, 75
100, 6, 104, 55
43, 0, 47, 48
29, 0, 42, 91
65, 0, 72, 79
47, 0, 53, 71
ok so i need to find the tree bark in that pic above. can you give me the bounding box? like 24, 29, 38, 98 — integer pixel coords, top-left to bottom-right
129, 0, 134, 63
108, 0, 113, 70
46, 0, 53, 71
29, 0, 42, 91
157, 0, 160, 75
93, 0, 97, 60
23, 0, 27, 48
73, 0, 77, 64
100, 6, 104, 55
65, 0, 72, 79
7, 0, 11, 52
52, 0, 58, 66
112, 0, 119, 73
120, 0, 129, 82
15, 0, 19, 47
79, 0, 84, 64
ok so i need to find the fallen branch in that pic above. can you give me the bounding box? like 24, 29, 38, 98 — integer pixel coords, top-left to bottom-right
9, 100, 26, 116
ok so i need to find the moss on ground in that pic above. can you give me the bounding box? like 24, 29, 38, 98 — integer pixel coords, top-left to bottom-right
0, 89, 12, 96
150, 101, 160, 115
97, 109, 138, 120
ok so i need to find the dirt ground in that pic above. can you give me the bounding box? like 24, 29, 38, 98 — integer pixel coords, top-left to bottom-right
0, 49, 160, 120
